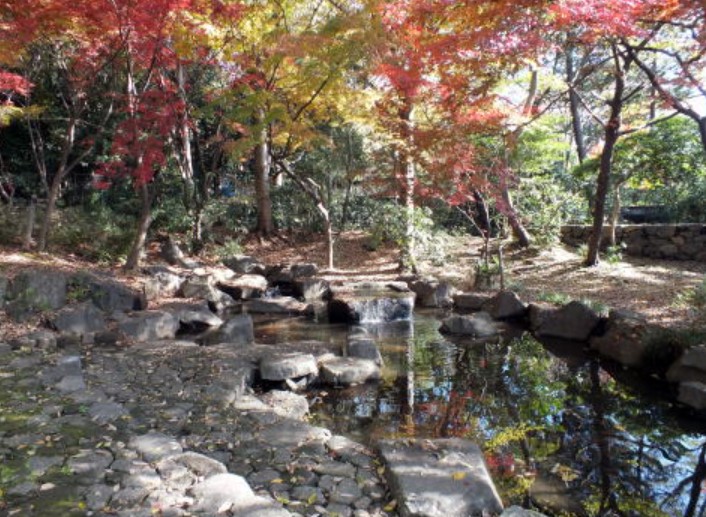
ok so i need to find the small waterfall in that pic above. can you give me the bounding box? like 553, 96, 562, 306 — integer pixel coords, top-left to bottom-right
353, 297, 413, 323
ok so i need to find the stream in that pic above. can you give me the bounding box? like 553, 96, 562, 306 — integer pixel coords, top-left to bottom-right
255, 311, 706, 517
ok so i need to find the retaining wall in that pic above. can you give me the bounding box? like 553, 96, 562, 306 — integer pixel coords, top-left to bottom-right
561, 224, 706, 262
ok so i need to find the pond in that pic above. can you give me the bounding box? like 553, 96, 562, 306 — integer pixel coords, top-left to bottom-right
255, 312, 706, 517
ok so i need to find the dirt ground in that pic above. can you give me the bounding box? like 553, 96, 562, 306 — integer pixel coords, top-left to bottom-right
1, 230, 704, 340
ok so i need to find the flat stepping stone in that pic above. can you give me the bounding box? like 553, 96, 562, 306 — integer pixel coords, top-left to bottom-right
191, 473, 291, 515
260, 352, 318, 381
88, 401, 128, 424
261, 390, 309, 420
378, 438, 503, 517
320, 357, 380, 386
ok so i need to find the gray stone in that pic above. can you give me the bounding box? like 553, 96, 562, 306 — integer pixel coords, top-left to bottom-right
52, 302, 107, 336
667, 345, 706, 384
501, 506, 548, 517
28, 456, 64, 476
590, 310, 649, 367
379, 438, 503, 517
482, 290, 527, 320
190, 472, 255, 513
453, 292, 493, 311
320, 357, 381, 386
76, 273, 146, 312
536, 301, 600, 341
180, 275, 237, 312
6, 269, 68, 320
130, 432, 183, 462
291, 485, 325, 504
314, 460, 357, 478
168, 452, 228, 478
325, 503, 353, 517
89, 401, 128, 424
246, 297, 312, 316
206, 313, 254, 346
85, 483, 114, 511
409, 279, 455, 308
439, 312, 499, 337
347, 338, 383, 365
8, 481, 38, 497
223, 255, 267, 275
527, 303, 557, 331
56, 375, 86, 393
118, 311, 179, 342
291, 263, 318, 278
260, 353, 318, 381
68, 449, 113, 477
111, 487, 150, 507
166, 301, 223, 330
330, 478, 363, 505
218, 274, 268, 300
679, 382, 706, 410
261, 390, 310, 420
143, 270, 184, 301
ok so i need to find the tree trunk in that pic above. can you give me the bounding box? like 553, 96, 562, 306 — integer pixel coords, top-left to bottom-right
399, 98, 417, 273
502, 186, 532, 247
585, 46, 625, 267
608, 182, 622, 247
22, 196, 36, 250
124, 183, 153, 271
566, 49, 587, 163
254, 109, 273, 235
37, 116, 77, 252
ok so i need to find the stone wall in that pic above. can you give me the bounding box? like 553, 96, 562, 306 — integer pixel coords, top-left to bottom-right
561, 224, 706, 262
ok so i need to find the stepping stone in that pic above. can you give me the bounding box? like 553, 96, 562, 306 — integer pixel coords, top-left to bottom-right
319, 357, 380, 386
260, 353, 318, 381
536, 301, 600, 341
482, 290, 527, 320
378, 438, 503, 517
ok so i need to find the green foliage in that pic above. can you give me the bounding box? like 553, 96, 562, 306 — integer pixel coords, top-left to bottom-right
215, 238, 244, 260
536, 291, 572, 305
674, 276, 706, 326
604, 243, 624, 264
642, 327, 699, 377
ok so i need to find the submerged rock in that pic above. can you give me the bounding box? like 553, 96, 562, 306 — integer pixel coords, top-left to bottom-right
378, 438, 503, 517
319, 357, 381, 386
439, 312, 499, 337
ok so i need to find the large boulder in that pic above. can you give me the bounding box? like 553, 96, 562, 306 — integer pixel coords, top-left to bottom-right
203, 314, 254, 346
527, 302, 558, 331
667, 345, 706, 385
378, 438, 503, 517
319, 357, 381, 386
6, 269, 68, 320
163, 301, 223, 332
218, 274, 268, 300
453, 292, 493, 312
328, 282, 415, 323
179, 275, 237, 312
409, 278, 455, 308
590, 310, 650, 367
245, 297, 312, 316
142, 266, 184, 301
118, 311, 179, 342
69, 273, 146, 313
223, 255, 266, 275
51, 302, 107, 337
678, 381, 706, 411
482, 290, 527, 320
440, 312, 499, 337
536, 301, 601, 341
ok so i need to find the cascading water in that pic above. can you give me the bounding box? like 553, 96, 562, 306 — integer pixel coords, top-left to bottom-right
351, 297, 414, 324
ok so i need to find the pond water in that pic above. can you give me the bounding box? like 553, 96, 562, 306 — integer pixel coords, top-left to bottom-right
254, 312, 706, 517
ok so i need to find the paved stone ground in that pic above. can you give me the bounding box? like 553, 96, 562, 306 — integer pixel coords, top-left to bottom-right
0, 339, 394, 516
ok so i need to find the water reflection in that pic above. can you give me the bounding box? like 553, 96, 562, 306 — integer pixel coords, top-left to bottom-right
257, 314, 706, 516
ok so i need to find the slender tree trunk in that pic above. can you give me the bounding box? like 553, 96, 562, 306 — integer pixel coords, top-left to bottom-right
501, 186, 532, 247
586, 46, 625, 267
399, 98, 417, 273
608, 182, 622, 247
566, 49, 587, 163
124, 183, 153, 271
37, 116, 77, 252
22, 196, 36, 250
254, 109, 273, 235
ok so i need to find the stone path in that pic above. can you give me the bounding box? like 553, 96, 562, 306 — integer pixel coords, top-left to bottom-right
0, 338, 394, 516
